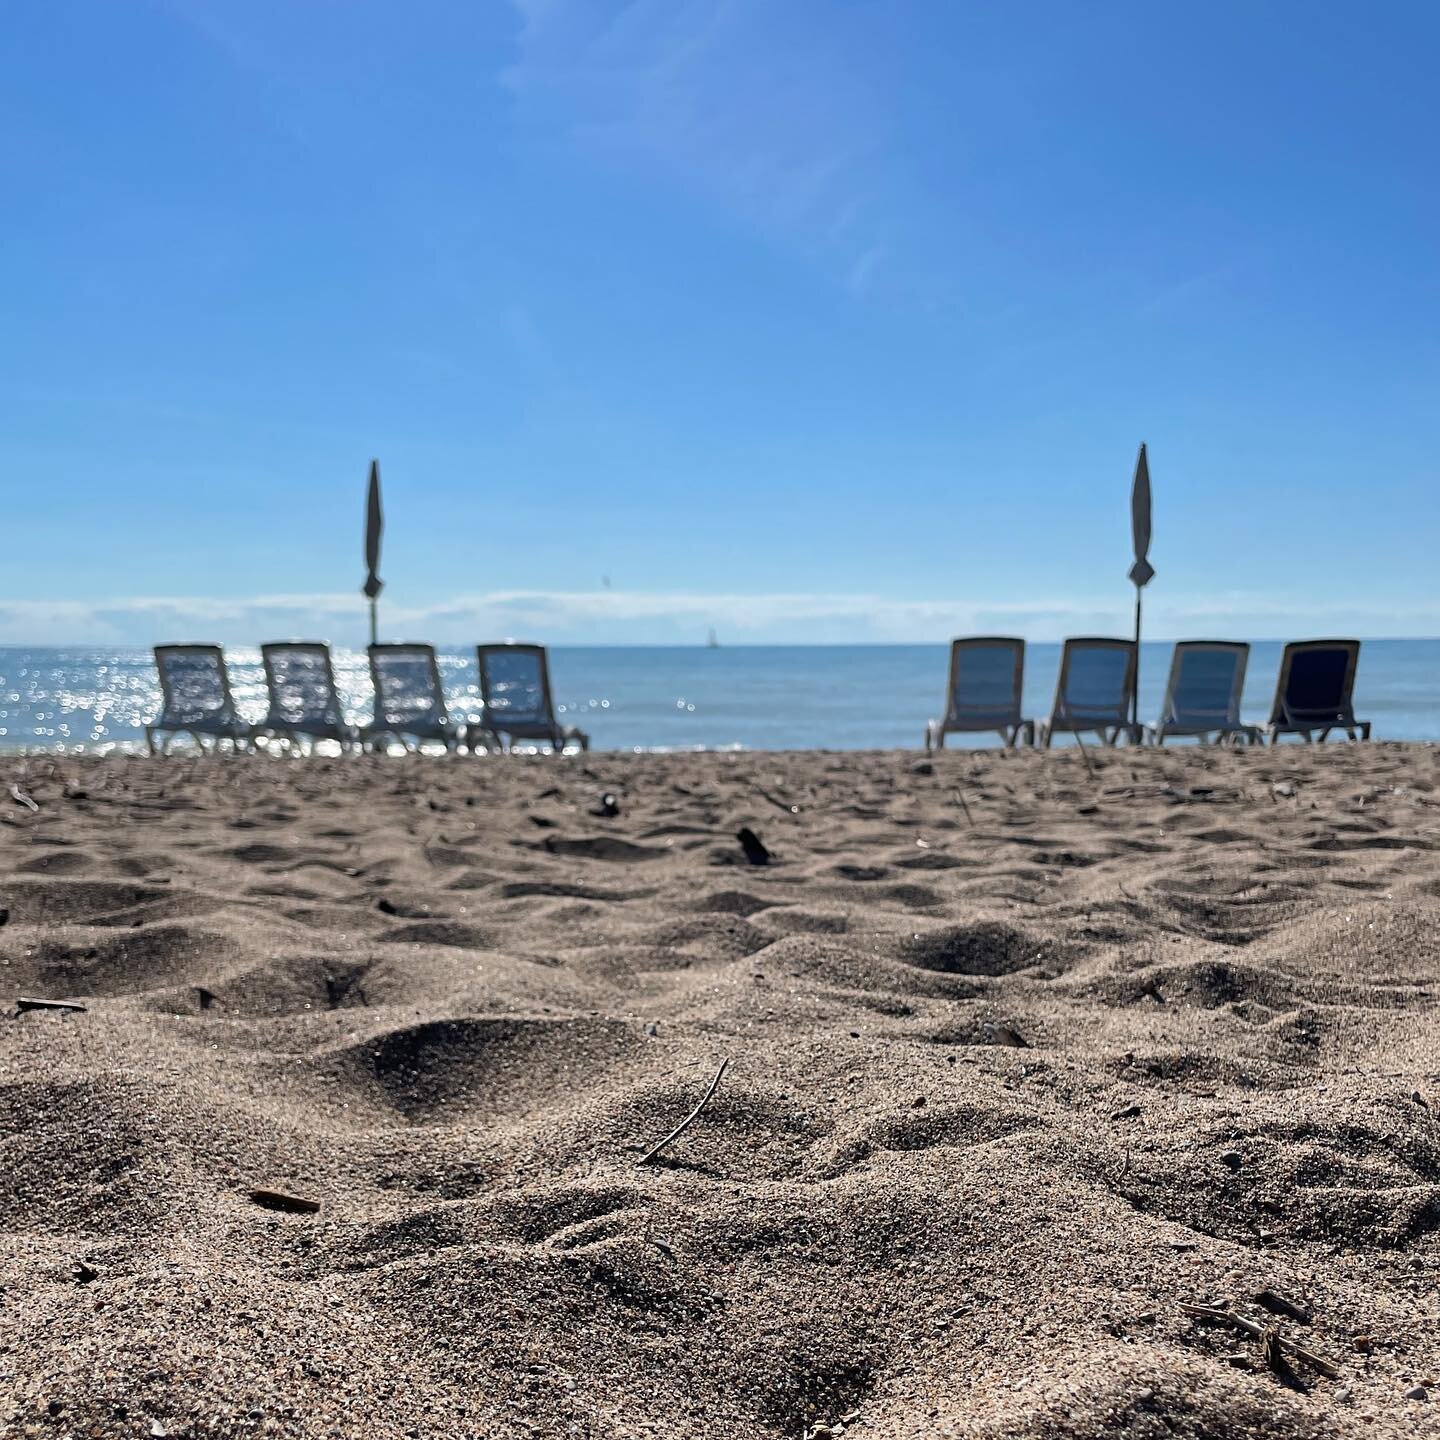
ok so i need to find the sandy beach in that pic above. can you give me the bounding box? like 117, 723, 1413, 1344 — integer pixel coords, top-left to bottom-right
2, 744, 1438, 1438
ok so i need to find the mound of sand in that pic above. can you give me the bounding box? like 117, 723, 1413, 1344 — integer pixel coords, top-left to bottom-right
2, 744, 1438, 1437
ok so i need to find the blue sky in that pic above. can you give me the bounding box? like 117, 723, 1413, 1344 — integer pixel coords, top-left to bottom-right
2, 0, 1438, 645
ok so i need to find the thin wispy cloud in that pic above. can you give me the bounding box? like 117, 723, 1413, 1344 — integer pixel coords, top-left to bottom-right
4, 589, 1437, 649
501, 0, 893, 291
846, 244, 887, 297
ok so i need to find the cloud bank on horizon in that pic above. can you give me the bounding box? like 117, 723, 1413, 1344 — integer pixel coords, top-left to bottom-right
3, 589, 1436, 649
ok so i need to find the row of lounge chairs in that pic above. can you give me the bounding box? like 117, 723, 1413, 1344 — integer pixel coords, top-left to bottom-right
146, 642, 588, 756
926, 637, 1370, 750
148, 635, 1371, 757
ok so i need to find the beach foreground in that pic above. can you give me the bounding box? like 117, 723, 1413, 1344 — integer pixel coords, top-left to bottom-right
2, 746, 1438, 1438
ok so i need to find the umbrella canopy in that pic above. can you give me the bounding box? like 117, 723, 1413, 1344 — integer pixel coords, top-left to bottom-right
363, 460, 384, 601
1128, 442, 1155, 588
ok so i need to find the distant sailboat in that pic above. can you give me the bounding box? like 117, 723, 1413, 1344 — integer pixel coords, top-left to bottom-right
707, 628, 719, 649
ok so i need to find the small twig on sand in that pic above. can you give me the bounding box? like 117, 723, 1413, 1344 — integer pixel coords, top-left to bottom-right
953, 789, 974, 826
1181, 1303, 1339, 1379
754, 787, 800, 815
637, 1060, 729, 1167
9, 784, 39, 813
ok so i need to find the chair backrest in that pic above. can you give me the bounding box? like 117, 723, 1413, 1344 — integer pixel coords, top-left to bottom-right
943, 637, 1025, 726
153, 644, 239, 726
1159, 641, 1249, 727
1269, 640, 1361, 725
1051, 637, 1136, 725
476, 643, 556, 728
369, 644, 448, 727
261, 642, 347, 728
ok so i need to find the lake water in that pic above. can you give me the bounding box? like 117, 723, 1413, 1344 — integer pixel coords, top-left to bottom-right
1, 641, 1436, 752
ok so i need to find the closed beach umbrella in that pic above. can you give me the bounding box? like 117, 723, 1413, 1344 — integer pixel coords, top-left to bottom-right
1127, 442, 1154, 726
363, 459, 383, 646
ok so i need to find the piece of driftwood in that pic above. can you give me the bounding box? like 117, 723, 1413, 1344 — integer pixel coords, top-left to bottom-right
1181, 1303, 1339, 1378
985, 1024, 1028, 1048
1255, 1288, 1312, 1325
637, 1060, 729, 1167
248, 1188, 322, 1214
9, 784, 39, 813
16, 997, 87, 1014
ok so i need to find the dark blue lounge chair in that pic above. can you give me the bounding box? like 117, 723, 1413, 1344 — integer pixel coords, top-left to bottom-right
1038, 638, 1141, 747
362, 643, 462, 753
1146, 641, 1262, 745
925, 637, 1034, 750
469, 643, 587, 753
1265, 640, 1370, 743
146, 644, 253, 754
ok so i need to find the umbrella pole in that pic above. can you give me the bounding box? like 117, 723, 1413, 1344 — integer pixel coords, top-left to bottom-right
369, 598, 378, 649
1131, 584, 1142, 730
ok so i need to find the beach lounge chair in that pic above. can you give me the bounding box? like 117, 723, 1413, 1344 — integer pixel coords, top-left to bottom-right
253, 642, 359, 754
1265, 639, 1371, 742
470, 643, 588, 753
924, 637, 1034, 750
1145, 641, 1262, 746
360, 644, 463, 753
1037, 638, 1141, 748
146, 644, 254, 755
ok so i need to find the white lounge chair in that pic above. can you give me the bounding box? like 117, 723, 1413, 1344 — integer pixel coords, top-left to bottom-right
146, 644, 254, 755
469, 643, 588, 753
1037, 637, 1141, 747
925, 637, 1034, 750
361, 644, 463, 753
1145, 641, 1262, 745
253, 642, 359, 754
1265, 640, 1371, 743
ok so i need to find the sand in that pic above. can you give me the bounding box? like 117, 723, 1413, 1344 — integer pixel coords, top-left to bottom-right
1, 743, 1438, 1439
